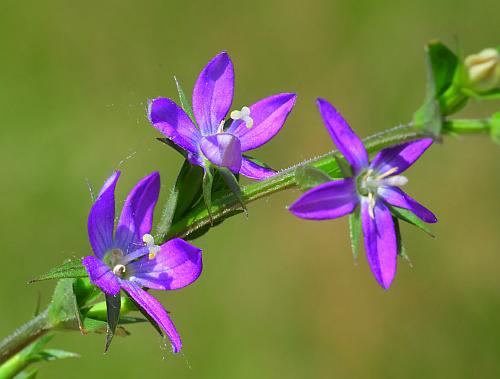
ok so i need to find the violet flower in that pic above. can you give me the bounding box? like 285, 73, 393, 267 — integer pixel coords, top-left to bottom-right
82, 171, 202, 353
148, 52, 297, 179
289, 98, 437, 289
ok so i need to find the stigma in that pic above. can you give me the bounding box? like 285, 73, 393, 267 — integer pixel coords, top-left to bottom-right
143, 233, 161, 260
230, 106, 253, 129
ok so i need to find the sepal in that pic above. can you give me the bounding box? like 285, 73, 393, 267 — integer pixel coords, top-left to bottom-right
29, 259, 87, 283
294, 165, 332, 191
390, 206, 435, 237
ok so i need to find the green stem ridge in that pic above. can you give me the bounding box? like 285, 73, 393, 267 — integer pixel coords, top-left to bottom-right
163, 119, 490, 241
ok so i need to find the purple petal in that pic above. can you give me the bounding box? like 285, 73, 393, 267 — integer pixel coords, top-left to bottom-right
148, 97, 201, 153
82, 256, 121, 296
361, 198, 397, 289
239, 157, 276, 180
192, 52, 234, 135
227, 93, 297, 151
378, 186, 437, 223
370, 138, 433, 176
199, 133, 242, 172
317, 98, 368, 174
128, 238, 203, 290
120, 281, 182, 353
288, 179, 359, 220
88, 171, 120, 258
115, 172, 161, 251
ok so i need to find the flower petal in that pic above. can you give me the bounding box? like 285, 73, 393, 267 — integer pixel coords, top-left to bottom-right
361, 198, 397, 289
378, 186, 437, 223
227, 93, 297, 151
82, 256, 121, 296
288, 178, 359, 220
115, 172, 161, 251
239, 157, 276, 180
317, 98, 368, 174
192, 52, 234, 135
120, 280, 182, 353
148, 97, 201, 153
128, 238, 203, 290
369, 138, 433, 176
88, 171, 120, 258
199, 133, 242, 172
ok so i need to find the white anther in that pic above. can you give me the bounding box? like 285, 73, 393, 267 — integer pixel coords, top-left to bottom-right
231, 106, 253, 129
143, 234, 160, 260
384, 175, 408, 187
113, 264, 126, 276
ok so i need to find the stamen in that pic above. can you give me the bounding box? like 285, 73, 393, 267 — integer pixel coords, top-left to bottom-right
368, 192, 375, 220
142, 233, 161, 260
217, 119, 225, 133
113, 264, 126, 277
376, 167, 399, 180
230, 106, 253, 129
384, 175, 408, 186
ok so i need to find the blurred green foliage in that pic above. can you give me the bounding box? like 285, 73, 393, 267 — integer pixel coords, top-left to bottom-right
0, 0, 499, 377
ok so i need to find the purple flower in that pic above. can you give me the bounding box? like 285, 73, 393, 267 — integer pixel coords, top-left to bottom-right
289, 98, 437, 289
82, 171, 202, 353
148, 52, 297, 179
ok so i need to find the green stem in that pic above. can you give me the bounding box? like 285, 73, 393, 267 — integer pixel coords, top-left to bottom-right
163, 119, 490, 241
0, 309, 51, 366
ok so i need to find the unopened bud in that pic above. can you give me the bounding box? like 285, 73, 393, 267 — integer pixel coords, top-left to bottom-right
464, 48, 500, 92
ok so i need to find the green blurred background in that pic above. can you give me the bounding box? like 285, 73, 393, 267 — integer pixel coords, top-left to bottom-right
1, 0, 499, 377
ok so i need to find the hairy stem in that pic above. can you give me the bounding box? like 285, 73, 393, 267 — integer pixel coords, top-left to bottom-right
0, 309, 51, 365
163, 119, 490, 241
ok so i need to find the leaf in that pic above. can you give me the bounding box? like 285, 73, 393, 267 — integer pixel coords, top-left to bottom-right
348, 207, 361, 261
104, 294, 121, 352
390, 206, 435, 237
294, 165, 332, 191
73, 277, 101, 309
174, 76, 196, 125
156, 160, 204, 237
427, 40, 458, 97
217, 167, 247, 215
490, 112, 500, 145
334, 153, 353, 178
36, 349, 80, 361
29, 259, 87, 283
157, 137, 188, 158
47, 279, 82, 330
14, 369, 38, 379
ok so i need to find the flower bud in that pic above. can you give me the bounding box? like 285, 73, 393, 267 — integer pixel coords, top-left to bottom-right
464, 48, 500, 92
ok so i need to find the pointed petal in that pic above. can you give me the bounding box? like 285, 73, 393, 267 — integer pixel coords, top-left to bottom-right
239, 157, 276, 180
82, 256, 121, 296
115, 172, 161, 250
361, 198, 397, 289
370, 138, 433, 175
288, 178, 359, 220
378, 186, 437, 223
148, 97, 201, 153
128, 238, 202, 290
88, 171, 120, 258
317, 98, 368, 174
227, 93, 297, 151
192, 52, 234, 135
199, 133, 242, 172
120, 281, 182, 353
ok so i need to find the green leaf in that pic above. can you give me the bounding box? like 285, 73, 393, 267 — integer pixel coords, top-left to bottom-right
348, 207, 361, 261
156, 160, 204, 237
104, 294, 121, 352
36, 349, 80, 361
73, 277, 101, 309
490, 112, 500, 145
156, 137, 188, 158
47, 279, 82, 330
174, 76, 196, 125
390, 206, 435, 237
30, 259, 87, 283
333, 154, 353, 178
427, 40, 458, 97
294, 165, 332, 191
14, 369, 38, 379
218, 167, 247, 215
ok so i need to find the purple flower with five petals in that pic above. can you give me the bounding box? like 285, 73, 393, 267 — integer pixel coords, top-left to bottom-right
289, 98, 437, 289
148, 52, 297, 179
82, 171, 202, 353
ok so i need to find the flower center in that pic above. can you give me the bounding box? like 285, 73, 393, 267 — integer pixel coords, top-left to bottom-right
358, 167, 408, 219
230, 106, 253, 129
